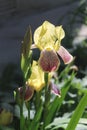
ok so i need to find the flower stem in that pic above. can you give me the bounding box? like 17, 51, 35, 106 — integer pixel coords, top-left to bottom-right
26, 101, 30, 130
43, 73, 50, 129
20, 102, 24, 130
20, 84, 26, 130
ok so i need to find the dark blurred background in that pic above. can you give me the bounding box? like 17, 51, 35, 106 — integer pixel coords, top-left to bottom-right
0, 0, 82, 72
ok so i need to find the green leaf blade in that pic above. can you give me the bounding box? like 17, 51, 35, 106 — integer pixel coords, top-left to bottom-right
66, 93, 87, 130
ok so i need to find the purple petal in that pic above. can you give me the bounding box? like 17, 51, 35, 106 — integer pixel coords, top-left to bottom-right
50, 82, 61, 97
39, 50, 60, 72
57, 46, 73, 64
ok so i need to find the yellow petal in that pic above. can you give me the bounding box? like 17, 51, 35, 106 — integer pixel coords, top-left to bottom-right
28, 61, 45, 91
34, 21, 65, 51
54, 26, 65, 51
56, 26, 65, 41
34, 21, 57, 50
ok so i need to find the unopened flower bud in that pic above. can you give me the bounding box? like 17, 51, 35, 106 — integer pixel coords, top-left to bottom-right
18, 86, 34, 102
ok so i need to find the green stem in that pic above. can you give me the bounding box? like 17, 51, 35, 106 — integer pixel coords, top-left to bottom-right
35, 91, 41, 111
30, 92, 42, 130
43, 73, 50, 129
20, 84, 26, 130
28, 102, 30, 122
26, 101, 30, 130
20, 102, 24, 130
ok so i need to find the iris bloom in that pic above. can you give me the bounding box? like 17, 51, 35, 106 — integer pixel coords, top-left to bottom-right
33, 21, 73, 72
27, 61, 53, 91
28, 61, 45, 91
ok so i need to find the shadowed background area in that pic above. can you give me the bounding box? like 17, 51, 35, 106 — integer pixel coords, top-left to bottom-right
0, 0, 80, 73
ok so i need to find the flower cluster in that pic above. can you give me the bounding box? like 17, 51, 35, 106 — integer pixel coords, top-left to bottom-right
19, 21, 73, 101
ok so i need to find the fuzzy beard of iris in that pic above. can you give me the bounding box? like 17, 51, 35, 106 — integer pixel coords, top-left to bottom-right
39, 49, 60, 72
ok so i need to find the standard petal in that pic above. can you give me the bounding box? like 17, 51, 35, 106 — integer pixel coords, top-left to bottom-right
57, 46, 73, 64
56, 26, 65, 40
34, 21, 58, 50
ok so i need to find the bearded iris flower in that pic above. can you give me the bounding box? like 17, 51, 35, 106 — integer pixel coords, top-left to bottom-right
33, 21, 73, 72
